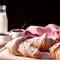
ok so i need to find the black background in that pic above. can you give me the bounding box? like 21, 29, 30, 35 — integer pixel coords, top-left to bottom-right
0, 0, 60, 30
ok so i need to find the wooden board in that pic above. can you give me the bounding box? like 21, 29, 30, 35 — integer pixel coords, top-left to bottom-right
0, 49, 53, 60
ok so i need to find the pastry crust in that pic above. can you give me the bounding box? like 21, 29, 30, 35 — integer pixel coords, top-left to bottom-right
5, 37, 26, 56
18, 41, 41, 59
49, 43, 60, 60
1, 36, 41, 59
26, 33, 57, 51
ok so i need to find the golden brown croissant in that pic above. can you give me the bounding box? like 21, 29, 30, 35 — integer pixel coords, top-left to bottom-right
26, 33, 57, 51
49, 43, 60, 60
18, 41, 41, 59
0, 36, 41, 59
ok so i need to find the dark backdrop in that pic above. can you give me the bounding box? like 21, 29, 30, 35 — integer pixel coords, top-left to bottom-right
0, 0, 60, 30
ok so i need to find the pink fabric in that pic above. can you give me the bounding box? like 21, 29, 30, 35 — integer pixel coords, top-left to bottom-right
25, 24, 60, 41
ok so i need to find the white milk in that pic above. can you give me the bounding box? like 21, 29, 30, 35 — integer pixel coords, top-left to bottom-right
0, 5, 8, 33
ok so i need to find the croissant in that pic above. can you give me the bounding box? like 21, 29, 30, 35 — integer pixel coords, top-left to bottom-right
0, 36, 41, 59
18, 41, 41, 59
49, 43, 60, 60
26, 33, 57, 51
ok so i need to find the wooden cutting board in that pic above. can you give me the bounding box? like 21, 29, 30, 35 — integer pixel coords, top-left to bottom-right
0, 49, 53, 60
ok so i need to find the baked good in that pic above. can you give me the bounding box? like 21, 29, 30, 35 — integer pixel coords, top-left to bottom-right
26, 33, 57, 51
0, 36, 41, 59
18, 41, 41, 59
5, 37, 27, 56
49, 43, 60, 60
0, 33, 57, 59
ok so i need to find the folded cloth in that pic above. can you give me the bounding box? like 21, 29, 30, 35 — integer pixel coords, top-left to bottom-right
25, 24, 60, 41
25, 26, 44, 37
